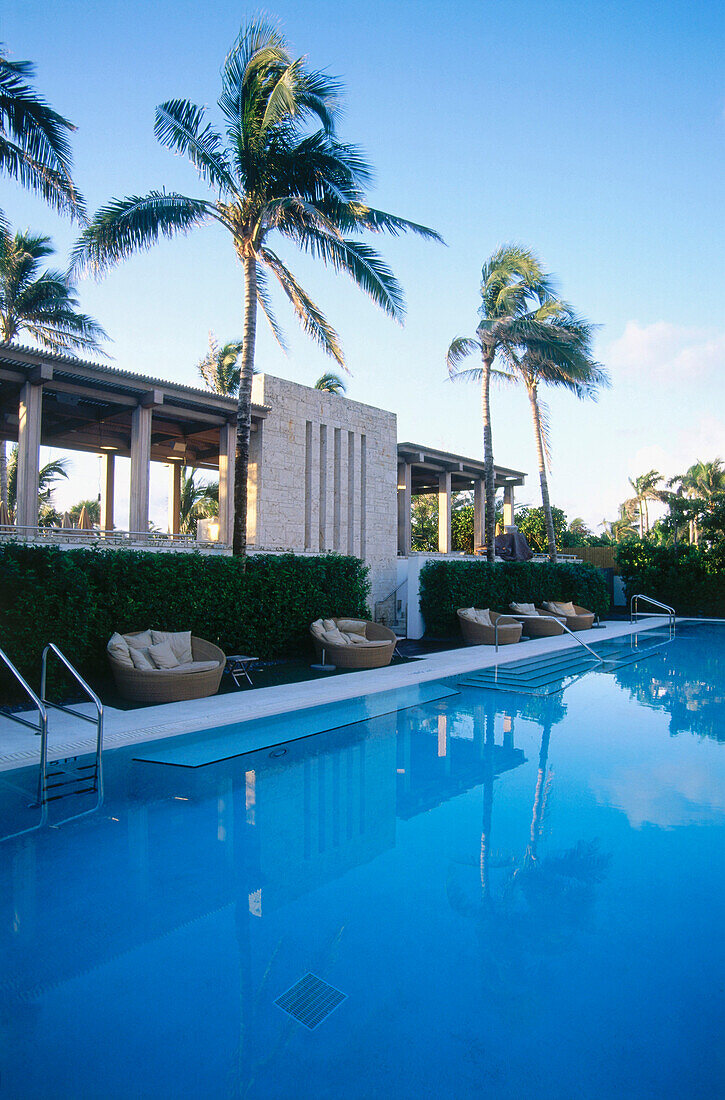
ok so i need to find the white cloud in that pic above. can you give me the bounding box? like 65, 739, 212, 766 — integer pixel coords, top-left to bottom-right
607, 320, 725, 381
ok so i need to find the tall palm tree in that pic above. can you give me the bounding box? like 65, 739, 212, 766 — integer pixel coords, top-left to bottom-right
314, 371, 346, 395
447, 245, 554, 561
627, 469, 661, 537
0, 226, 107, 509
0, 43, 83, 224
71, 18, 441, 556
197, 332, 243, 395
503, 300, 608, 561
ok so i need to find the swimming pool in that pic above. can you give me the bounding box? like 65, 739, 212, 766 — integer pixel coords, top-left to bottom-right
1, 621, 724, 1098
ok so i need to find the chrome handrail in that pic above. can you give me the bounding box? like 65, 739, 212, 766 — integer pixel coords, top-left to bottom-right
0, 647, 49, 838
506, 614, 604, 663
41, 645, 104, 808
630, 594, 676, 632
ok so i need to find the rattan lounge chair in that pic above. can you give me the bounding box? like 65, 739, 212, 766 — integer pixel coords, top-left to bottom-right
310, 619, 397, 669
537, 604, 596, 632
457, 609, 523, 646
509, 607, 565, 638
108, 633, 225, 703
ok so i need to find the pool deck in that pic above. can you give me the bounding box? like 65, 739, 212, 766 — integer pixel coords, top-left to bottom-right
0, 617, 673, 772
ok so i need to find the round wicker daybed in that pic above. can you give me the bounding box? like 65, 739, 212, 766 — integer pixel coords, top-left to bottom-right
457, 609, 523, 646
108, 633, 225, 703
537, 604, 595, 631
310, 619, 397, 669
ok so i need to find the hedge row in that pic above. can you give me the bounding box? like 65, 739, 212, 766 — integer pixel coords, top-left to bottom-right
419, 559, 610, 637
615, 541, 725, 615
0, 545, 369, 702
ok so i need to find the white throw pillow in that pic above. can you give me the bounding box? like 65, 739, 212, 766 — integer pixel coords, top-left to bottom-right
107, 632, 133, 668
511, 602, 538, 616
321, 627, 350, 647
129, 647, 155, 671
124, 630, 154, 651
473, 609, 492, 627
151, 630, 193, 664
347, 632, 371, 645
459, 607, 478, 620
545, 601, 576, 617
322, 619, 337, 632
148, 641, 180, 670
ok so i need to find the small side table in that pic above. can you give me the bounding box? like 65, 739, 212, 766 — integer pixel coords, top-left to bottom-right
225, 654, 259, 688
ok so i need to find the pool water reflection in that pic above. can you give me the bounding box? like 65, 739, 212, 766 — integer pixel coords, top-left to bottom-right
0, 623, 724, 1098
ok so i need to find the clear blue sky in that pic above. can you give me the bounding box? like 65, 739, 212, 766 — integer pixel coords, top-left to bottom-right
3, 0, 724, 528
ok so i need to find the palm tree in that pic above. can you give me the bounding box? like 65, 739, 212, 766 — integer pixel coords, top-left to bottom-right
179, 466, 218, 534
6, 443, 69, 517
71, 18, 441, 557
447, 245, 554, 561
197, 332, 243, 395
568, 517, 591, 539
0, 43, 83, 224
627, 469, 661, 537
503, 299, 608, 561
0, 226, 107, 509
314, 371, 346, 395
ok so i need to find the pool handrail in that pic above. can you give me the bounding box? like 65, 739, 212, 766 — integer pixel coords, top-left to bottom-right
41, 644, 105, 807
629, 594, 676, 632
506, 614, 604, 663
0, 646, 49, 838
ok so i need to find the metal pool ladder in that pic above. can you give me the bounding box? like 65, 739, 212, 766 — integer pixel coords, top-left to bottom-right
41, 644, 104, 812
630, 594, 676, 633
0, 647, 49, 837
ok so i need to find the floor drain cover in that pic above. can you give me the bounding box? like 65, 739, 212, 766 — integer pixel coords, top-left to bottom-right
275, 972, 347, 1029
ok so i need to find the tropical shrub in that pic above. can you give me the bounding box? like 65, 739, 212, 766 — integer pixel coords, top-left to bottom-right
0, 545, 369, 702
615, 541, 725, 615
419, 559, 609, 636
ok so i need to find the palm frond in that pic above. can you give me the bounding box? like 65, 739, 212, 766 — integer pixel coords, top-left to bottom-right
261, 245, 345, 367
255, 261, 289, 353
291, 229, 405, 320
446, 335, 481, 375
154, 100, 237, 195
70, 191, 214, 276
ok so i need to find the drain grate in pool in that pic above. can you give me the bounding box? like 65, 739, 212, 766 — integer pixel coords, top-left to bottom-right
275, 972, 347, 1029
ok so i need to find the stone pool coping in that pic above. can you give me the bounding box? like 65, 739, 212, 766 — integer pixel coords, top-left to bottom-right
0, 616, 675, 773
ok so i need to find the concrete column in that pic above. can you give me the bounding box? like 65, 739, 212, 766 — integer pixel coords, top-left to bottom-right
129, 404, 152, 534
473, 478, 485, 551
218, 421, 236, 545
397, 462, 412, 555
100, 453, 115, 531
168, 462, 181, 535
438, 471, 452, 554
503, 484, 515, 529
16, 381, 43, 529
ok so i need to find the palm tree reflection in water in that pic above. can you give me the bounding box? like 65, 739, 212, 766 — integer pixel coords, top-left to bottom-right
449, 695, 610, 1003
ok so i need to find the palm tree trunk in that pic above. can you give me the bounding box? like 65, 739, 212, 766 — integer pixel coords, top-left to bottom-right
481, 354, 496, 562
232, 255, 257, 557
528, 386, 557, 563
0, 441, 6, 511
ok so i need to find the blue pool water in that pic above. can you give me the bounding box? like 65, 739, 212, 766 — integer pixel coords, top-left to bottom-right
1, 622, 724, 1098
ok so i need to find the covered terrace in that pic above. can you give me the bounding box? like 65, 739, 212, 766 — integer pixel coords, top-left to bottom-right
0, 344, 268, 544
397, 441, 526, 555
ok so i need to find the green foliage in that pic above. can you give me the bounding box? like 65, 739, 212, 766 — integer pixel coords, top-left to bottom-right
411, 494, 438, 551
419, 559, 610, 636
615, 540, 725, 616
452, 505, 473, 553
69, 498, 100, 524
0, 545, 369, 702
515, 506, 567, 553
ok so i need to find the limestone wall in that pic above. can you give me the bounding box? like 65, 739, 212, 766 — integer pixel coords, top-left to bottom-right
251, 374, 398, 608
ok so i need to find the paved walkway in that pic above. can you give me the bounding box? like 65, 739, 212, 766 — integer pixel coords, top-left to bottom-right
0, 617, 672, 772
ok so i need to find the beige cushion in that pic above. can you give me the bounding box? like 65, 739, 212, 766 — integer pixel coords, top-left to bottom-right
310, 618, 326, 638
321, 627, 351, 647
150, 629, 193, 664
545, 601, 577, 617
148, 640, 180, 670
167, 660, 220, 674
473, 609, 492, 627
322, 619, 337, 632
107, 632, 133, 668
124, 630, 154, 651
336, 618, 367, 636
129, 647, 154, 671
459, 607, 478, 621
511, 602, 537, 616
347, 632, 372, 645
354, 639, 390, 648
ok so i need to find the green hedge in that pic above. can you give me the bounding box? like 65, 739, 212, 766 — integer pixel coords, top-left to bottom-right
419, 559, 610, 637
615, 541, 725, 615
0, 545, 369, 702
